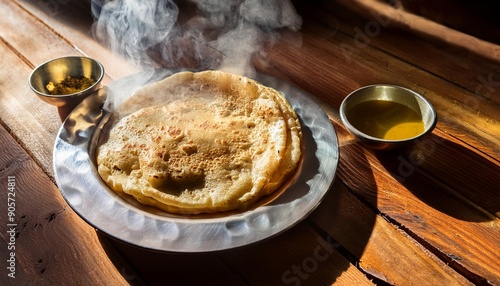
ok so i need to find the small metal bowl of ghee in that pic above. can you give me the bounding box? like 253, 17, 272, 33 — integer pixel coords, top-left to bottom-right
29, 56, 104, 108
340, 85, 437, 150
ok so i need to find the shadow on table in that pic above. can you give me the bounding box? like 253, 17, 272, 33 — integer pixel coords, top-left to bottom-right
96, 138, 377, 285
20, 0, 376, 284
375, 133, 498, 222
311, 138, 379, 258
96, 219, 357, 286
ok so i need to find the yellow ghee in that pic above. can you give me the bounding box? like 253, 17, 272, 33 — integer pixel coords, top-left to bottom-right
347, 100, 424, 140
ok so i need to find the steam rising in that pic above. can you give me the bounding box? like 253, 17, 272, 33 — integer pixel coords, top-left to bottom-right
92, 0, 180, 67
92, 0, 302, 76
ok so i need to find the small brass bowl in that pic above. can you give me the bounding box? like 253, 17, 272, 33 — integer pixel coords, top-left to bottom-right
340, 85, 437, 150
29, 56, 104, 108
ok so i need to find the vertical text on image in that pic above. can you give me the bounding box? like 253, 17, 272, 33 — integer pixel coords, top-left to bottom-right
7, 176, 17, 279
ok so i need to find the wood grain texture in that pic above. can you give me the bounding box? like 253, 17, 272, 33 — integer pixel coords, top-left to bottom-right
101, 221, 375, 285
333, 124, 500, 284
0, 0, 134, 178
0, 40, 60, 178
218, 222, 374, 285
1, 0, 498, 284
398, 0, 500, 45
0, 4, 373, 284
312, 1, 500, 114
252, 4, 500, 282
310, 175, 472, 285
0, 125, 128, 285
18, 0, 139, 80
254, 12, 499, 160
330, 0, 500, 64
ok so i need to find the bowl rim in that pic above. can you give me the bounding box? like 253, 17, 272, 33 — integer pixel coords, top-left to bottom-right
339, 84, 437, 143
29, 56, 105, 98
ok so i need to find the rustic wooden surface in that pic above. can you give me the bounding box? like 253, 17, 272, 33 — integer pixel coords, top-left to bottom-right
0, 0, 499, 285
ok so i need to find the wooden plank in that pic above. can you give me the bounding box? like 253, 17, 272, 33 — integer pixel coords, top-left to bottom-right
0, 0, 100, 178
0, 1, 93, 75
395, 128, 500, 219
303, 1, 500, 122
2, 1, 497, 285
310, 180, 472, 285
0, 40, 61, 178
0, 0, 132, 178
102, 218, 374, 285
2, 2, 370, 284
255, 6, 499, 282
0, 124, 127, 285
332, 122, 500, 284
396, 0, 500, 46
254, 17, 500, 160
96, 232, 249, 286
316, 0, 500, 96
17, 0, 138, 80
251, 12, 500, 281
219, 222, 374, 285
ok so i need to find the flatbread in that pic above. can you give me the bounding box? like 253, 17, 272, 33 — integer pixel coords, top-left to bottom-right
261, 89, 302, 194
97, 71, 302, 214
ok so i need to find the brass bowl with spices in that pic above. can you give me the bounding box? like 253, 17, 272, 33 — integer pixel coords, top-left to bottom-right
29, 56, 104, 119
340, 85, 437, 150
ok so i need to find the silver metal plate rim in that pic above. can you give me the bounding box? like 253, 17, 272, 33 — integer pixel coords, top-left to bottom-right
53, 73, 339, 252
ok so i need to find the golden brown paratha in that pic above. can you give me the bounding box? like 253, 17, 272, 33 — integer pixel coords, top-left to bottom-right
260, 88, 302, 195
97, 71, 302, 214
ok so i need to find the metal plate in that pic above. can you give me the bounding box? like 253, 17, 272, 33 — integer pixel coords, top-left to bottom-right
53, 73, 339, 252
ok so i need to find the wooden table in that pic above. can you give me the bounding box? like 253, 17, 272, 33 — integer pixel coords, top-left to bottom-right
1, 0, 498, 285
